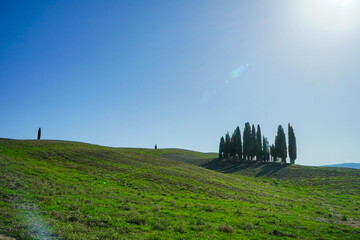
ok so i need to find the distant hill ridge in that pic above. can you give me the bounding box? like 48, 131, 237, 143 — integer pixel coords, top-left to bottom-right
322, 163, 360, 169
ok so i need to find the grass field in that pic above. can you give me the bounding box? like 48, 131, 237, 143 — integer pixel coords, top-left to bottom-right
0, 140, 359, 239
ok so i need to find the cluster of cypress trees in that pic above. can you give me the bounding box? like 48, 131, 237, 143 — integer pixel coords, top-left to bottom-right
219, 122, 297, 164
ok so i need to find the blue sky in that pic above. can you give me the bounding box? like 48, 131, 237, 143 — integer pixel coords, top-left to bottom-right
1, 0, 360, 166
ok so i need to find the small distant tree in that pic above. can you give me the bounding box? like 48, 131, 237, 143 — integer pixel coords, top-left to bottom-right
288, 124, 297, 164
275, 125, 287, 163
37, 128, 41, 140
155, 144, 157, 149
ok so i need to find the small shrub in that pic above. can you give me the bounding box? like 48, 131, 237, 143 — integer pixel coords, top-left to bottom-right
66, 215, 79, 222
152, 220, 169, 231
234, 209, 243, 215
341, 215, 348, 221
174, 224, 186, 233
203, 204, 214, 212
190, 225, 205, 231
120, 205, 133, 211
195, 218, 205, 226
183, 202, 190, 208
126, 212, 146, 225
271, 230, 285, 236
169, 200, 177, 207
152, 205, 162, 212
146, 235, 164, 240
244, 223, 254, 230
218, 223, 234, 233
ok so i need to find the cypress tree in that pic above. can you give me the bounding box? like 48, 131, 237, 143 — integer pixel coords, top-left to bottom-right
219, 137, 225, 159
230, 133, 236, 157
243, 123, 251, 161
251, 124, 256, 161
37, 128, 41, 140
292, 126, 297, 163
262, 137, 270, 162
288, 124, 291, 162
288, 124, 297, 164
275, 125, 287, 163
234, 126, 242, 161
270, 144, 275, 162
155, 144, 157, 149
256, 124, 262, 161
224, 132, 231, 159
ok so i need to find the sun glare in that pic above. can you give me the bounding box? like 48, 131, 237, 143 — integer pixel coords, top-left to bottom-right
299, 0, 360, 33
334, 0, 351, 6
334, 0, 349, 5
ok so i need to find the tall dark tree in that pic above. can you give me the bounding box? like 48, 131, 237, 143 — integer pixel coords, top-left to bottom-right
243, 123, 251, 161
256, 124, 263, 161
250, 124, 256, 161
288, 124, 297, 164
234, 126, 242, 161
219, 137, 225, 159
262, 137, 270, 162
270, 144, 275, 162
275, 125, 287, 163
224, 132, 231, 159
155, 144, 157, 150
37, 128, 41, 140
230, 133, 236, 157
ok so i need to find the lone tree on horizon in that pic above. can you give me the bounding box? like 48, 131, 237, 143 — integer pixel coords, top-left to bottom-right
155, 144, 157, 149
37, 128, 41, 140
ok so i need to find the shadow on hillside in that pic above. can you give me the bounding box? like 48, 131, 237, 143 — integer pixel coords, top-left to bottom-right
201, 158, 290, 177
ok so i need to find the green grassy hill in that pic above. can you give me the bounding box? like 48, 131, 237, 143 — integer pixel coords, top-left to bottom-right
0, 140, 359, 239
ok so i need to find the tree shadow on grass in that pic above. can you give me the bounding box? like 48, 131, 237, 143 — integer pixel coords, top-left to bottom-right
201, 158, 290, 177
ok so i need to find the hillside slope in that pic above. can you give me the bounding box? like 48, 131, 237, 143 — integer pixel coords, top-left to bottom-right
0, 140, 359, 239
160, 150, 360, 179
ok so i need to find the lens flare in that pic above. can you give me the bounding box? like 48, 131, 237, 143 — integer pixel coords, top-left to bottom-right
231, 64, 249, 79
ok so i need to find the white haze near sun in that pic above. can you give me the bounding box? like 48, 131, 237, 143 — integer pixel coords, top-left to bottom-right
299, 0, 360, 34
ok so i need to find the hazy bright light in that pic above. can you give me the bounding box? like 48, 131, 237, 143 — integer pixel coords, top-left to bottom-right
299, 0, 360, 33
334, 0, 351, 6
